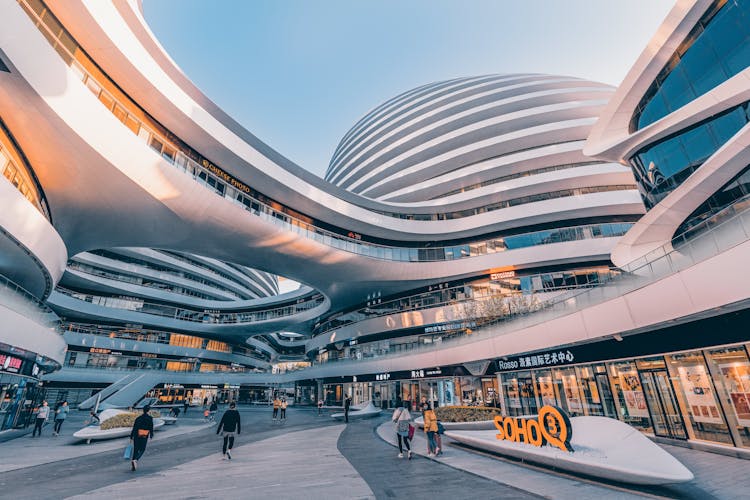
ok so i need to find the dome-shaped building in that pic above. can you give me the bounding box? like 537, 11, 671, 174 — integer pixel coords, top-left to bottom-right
327, 74, 634, 209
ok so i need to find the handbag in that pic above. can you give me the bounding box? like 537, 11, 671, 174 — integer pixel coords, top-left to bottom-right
408, 424, 415, 440
123, 443, 133, 460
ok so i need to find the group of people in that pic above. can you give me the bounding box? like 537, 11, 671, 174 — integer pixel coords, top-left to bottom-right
128, 401, 243, 471
271, 396, 288, 422
30, 400, 69, 437
391, 399, 444, 459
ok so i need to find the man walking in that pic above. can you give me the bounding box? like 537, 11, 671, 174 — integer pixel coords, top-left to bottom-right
32, 401, 50, 437
129, 405, 154, 471
53, 401, 69, 436
344, 396, 351, 423
317, 399, 323, 416
216, 401, 241, 460
183, 397, 189, 415
280, 398, 287, 421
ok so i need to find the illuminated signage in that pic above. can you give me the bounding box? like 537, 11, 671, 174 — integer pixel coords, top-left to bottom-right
375, 373, 390, 381
0, 354, 22, 373
424, 321, 476, 334
201, 159, 251, 194
493, 405, 573, 452
89, 347, 111, 354
141, 353, 157, 358
490, 271, 516, 280
200, 384, 218, 389
498, 349, 575, 371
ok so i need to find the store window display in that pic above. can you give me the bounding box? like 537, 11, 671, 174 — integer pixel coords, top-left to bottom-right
666, 351, 732, 444
608, 361, 652, 432
705, 346, 750, 447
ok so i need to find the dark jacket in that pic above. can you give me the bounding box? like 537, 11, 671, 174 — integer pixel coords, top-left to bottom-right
130, 413, 154, 440
344, 398, 351, 410
216, 409, 241, 434
210, 401, 218, 412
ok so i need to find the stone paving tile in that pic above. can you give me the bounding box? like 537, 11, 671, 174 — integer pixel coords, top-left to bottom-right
67, 424, 373, 500
338, 418, 543, 499
659, 444, 750, 499
0, 407, 339, 499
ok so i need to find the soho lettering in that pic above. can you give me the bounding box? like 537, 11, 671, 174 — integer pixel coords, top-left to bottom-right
493, 405, 573, 452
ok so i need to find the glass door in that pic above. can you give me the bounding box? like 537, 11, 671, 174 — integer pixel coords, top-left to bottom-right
640, 369, 688, 439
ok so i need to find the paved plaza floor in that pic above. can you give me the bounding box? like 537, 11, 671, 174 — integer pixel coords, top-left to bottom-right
1, 406, 749, 499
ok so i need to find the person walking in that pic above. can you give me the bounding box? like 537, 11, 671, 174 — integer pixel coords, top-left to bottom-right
272, 396, 280, 422
216, 401, 241, 460
317, 399, 323, 416
209, 400, 218, 422
53, 401, 69, 436
129, 405, 154, 471
280, 398, 287, 421
183, 397, 189, 415
422, 403, 439, 456
32, 401, 50, 437
344, 396, 351, 423
392, 402, 412, 459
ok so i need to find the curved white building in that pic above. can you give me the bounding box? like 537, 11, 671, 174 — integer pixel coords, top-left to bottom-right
0, 0, 748, 455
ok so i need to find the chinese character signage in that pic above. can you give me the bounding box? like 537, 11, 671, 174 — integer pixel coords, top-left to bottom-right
498, 350, 575, 371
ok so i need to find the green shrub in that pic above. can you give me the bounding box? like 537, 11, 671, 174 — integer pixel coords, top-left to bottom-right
434, 406, 503, 422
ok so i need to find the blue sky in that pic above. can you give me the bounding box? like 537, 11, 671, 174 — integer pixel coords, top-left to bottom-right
143, 0, 674, 179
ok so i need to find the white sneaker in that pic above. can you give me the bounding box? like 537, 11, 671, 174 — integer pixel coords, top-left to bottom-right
397, 453, 403, 458
408, 450, 413, 460
227, 450, 232, 460
222, 454, 226, 460
428, 452, 434, 457
435, 447, 440, 455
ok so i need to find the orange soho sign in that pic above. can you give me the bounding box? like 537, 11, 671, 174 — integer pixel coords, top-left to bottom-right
493, 405, 574, 452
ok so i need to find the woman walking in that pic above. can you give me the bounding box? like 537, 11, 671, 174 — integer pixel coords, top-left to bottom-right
422, 403, 439, 456
392, 402, 413, 459
280, 398, 287, 421
216, 402, 241, 460
53, 401, 69, 436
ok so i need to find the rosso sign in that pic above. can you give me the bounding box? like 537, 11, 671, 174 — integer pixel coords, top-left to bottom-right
493, 405, 573, 452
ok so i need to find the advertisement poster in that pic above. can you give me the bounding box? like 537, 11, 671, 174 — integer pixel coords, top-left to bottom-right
677, 365, 723, 424
619, 369, 650, 418
560, 374, 582, 413
536, 375, 557, 406
505, 379, 521, 409
720, 363, 750, 427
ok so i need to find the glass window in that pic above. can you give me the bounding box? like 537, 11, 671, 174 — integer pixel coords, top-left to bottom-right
575, 365, 605, 416
704, 345, 750, 448
666, 351, 732, 444
608, 361, 652, 431
634, 0, 750, 129
552, 367, 584, 416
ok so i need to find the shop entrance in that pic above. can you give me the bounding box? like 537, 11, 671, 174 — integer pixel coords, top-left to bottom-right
639, 368, 688, 440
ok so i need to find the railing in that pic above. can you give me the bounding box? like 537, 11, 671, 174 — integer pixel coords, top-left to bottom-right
0, 274, 59, 327
18, 0, 634, 263
55, 287, 326, 324
311, 200, 750, 366
313, 268, 621, 337
60, 323, 265, 358
67, 260, 244, 301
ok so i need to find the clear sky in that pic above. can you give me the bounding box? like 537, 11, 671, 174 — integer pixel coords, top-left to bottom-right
143, 0, 674, 179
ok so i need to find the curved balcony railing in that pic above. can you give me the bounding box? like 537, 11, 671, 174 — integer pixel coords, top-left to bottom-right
0, 273, 59, 326
19, 0, 634, 263
54, 287, 326, 325
313, 268, 621, 338
67, 260, 244, 301
60, 323, 264, 358
311, 197, 750, 366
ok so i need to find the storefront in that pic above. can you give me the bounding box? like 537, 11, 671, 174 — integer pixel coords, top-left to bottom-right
496, 337, 750, 450
321, 364, 500, 410
0, 346, 57, 431
147, 383, 240, 406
